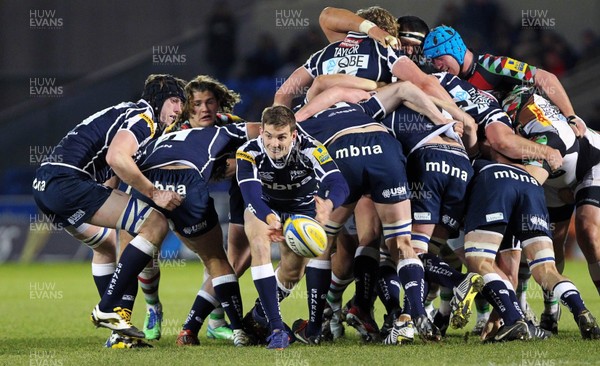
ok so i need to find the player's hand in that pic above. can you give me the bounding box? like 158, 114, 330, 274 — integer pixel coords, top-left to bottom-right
314, 196, 333, 226
480, 310, 501, 341
567, 115, 587, 138
266, 214, 285, 243
346, 89, 372, 104
152, 189, 182, 211
452, 120, 464, 137
367, 27, 400, 50
544, 146, 563, 172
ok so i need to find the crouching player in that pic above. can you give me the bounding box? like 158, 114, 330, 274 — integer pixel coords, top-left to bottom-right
236, 105, 348, 349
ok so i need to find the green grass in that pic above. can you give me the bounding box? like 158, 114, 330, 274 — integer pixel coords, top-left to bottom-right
1, 260, 599, 366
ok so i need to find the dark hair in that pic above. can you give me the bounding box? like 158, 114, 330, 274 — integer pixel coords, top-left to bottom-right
397, 16, 429, 44
141, 74, 186, 114
178, 75, 241, 123
261, 105, 296, 132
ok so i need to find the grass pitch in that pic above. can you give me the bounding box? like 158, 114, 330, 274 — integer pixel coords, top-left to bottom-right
1, 260, 599, 366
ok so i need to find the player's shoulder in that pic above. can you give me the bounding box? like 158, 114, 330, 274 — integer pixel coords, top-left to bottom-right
238, 138, 262, 154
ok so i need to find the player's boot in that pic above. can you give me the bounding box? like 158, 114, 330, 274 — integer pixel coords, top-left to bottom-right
346, 305, 380, 342
207, 324, 234, 340
176, 329, 200, 346
105, 331, 153, 349
450, 273, 484, 329
91, 305, 145, 339
233, 329, 251, 347
266, 329, 290, 350
472, 311, 491, 336
539, 307, 561, 335
578, 310, 600, 339
486, 320, 529, 343
414, 314, 441, 342
433, 310, 450, 337
526, 321, 551, 340
143, 303, 163, 341
292, 319, 321, 345
383, 316, 415, 345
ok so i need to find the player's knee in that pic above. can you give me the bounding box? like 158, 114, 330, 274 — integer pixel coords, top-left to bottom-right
576, 221, 600, 248
68, 224, 115, 250
117, 197, 168, 242
383, 220, 411, 243
464, 240, 498, 273
143, 210, 169, 239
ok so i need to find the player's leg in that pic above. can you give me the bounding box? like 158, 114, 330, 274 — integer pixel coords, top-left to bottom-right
90, 190, 169, 338
180, 224, 249, 346
326, 209, 357, 340
575, 201, 600, 294
345, 196, 382, 341
464, 228, 530, 342
523, 234, 600, 339
541, 216, 570, 333
244, 209, 289, 349
66, 224, 117, 298
116, 229, 162, 341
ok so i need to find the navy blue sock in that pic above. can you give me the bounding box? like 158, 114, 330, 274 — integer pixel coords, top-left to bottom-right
554, 281, 587, 320
397, 259, 426, 317
480, 275, 522, 326
252, 265, 284, 332
305, 260, 331, 336
118, 279, 138, 310
92, 263, 115, 298
507, 285, 525, 318
93, 275, 113, 298
420, 253, 465, 288
377, 265, 402, 314
253, 280, 291, 319
212, 274, 244, 330
98, 239, 154, 312
182, 290, 218, 334
353, 247, 379, 311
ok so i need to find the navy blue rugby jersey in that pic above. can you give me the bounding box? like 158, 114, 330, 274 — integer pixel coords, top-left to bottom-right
304, 32, 405, 82
236, 134, 347, 223
381, 105, 460, 156
433, 72, 512, 137
295, 97, 385, 145
41, 100, 156, 183
138, 123, 248, 180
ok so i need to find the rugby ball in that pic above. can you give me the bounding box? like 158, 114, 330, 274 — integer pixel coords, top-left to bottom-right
283, 214, 327, 258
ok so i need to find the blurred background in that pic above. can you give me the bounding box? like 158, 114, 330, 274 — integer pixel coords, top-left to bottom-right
1, 0, 599, 262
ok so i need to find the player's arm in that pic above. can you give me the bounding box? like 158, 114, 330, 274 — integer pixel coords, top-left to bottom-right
391, 57, 455, 103
295, 86, 371, 122
106, 131, 181, 210
309, 144, 349, 225
273, 66, 314, 108
534, 69, 586, 136
306, 74, 379, 101
235, 148, 277, 224
485, 122, 562, 171
318, 6, 398, 48
374, 81, 450, 124
106, 131, 155, 198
